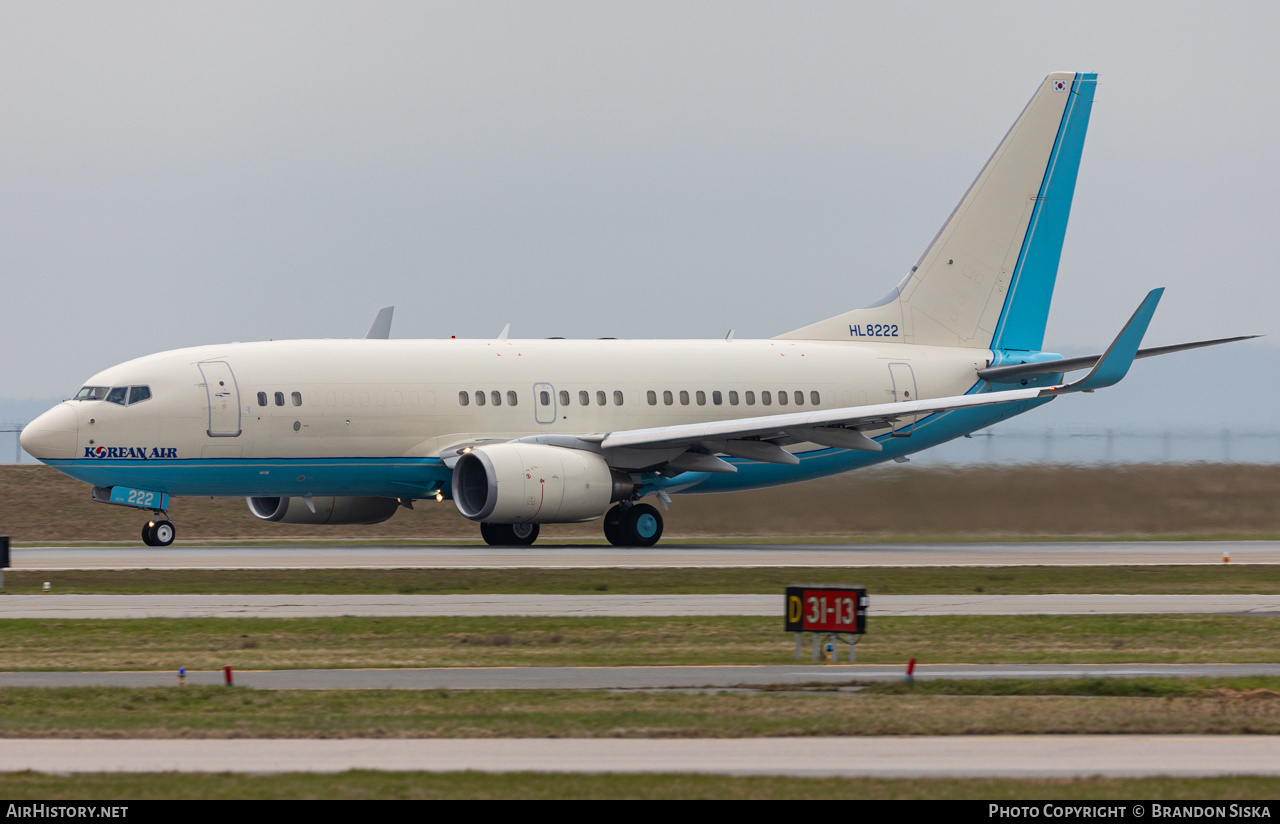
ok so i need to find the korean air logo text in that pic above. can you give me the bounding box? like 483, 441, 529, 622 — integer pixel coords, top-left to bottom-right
84, 447, 178, 459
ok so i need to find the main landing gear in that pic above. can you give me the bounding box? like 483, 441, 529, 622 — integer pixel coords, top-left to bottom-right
603, 503, 663, 547
141, 517, 176, 547
476, 502, 665, 547
479, 522, 540, 547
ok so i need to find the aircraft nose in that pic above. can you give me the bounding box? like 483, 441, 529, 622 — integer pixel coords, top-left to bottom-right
20, 403, 79, 460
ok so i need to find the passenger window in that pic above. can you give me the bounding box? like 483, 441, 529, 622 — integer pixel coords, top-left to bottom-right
696, 390, 706, 406
507, 391, 518, 406
292, 392, 302, 406
811, 391, 820, 406
794, 391, 804, 406
729, 391, 739, 405
275, 392, 285, 407
679, 390, 689, 406
492, 390, 502, 407
475, 391, 486, 407
712, 390, 722, 406
745, 391, 755, 406
257, 392, 268, 407
559, 390, 570, 406
596, 391, 606, 406
458, 391, 470, 406
106, 387, 128, 405
128, 386, 151, 405
646, 390, 657, 406
761, 391, 772, 406
579, 390, 589, 406
613, 390, 624, 406
540, 390, 551, 406
663, 390, 673, 406
778, 391, 788, 406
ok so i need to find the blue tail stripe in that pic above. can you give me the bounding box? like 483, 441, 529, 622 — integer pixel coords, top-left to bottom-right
991, 72, 1098, 353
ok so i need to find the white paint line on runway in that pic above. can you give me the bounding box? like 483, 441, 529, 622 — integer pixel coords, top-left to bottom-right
12, 541, 1280, 570
4, 593, 1280, 619
6, 736, 1280, 777
7, 663, 1280, 690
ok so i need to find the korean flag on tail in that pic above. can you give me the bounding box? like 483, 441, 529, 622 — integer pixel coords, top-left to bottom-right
1052, 79, 1069, 92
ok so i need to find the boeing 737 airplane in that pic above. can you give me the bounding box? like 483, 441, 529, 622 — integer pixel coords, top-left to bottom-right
21, 73, 1253, 547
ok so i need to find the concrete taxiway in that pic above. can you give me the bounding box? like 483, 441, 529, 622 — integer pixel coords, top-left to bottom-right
4, 593, 1280, 619
6, 663, 1280, 690
6, 736, 1280, 777
11, 540, 1278, 570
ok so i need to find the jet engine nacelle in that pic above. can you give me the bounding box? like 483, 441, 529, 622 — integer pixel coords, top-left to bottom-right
452, 443, 633, 523
245, 496, 400, 525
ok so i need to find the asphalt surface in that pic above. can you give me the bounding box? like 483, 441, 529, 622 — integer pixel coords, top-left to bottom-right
6, 736, 1280, 777
5, 593, 1280, 619
7, 663, 1280, 690
12, 540, 1278, 569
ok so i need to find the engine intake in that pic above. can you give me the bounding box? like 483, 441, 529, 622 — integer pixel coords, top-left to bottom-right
452, 443, 633, 523
245, 496, 400, 525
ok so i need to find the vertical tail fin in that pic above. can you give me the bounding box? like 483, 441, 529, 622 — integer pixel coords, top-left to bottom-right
777, 72, 1097, 351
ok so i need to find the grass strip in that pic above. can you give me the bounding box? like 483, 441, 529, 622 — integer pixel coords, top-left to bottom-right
11, 565, 1280, 595
4, 681, 1280, 738
3, 771, 1280, 800
3, 614, 1280, 670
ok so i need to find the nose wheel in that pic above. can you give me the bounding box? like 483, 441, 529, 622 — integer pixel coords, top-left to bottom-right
603, 503, 663, 547
142, 518, 176, 547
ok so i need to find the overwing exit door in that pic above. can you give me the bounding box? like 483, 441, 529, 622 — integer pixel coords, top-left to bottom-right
533, 382, 557, 424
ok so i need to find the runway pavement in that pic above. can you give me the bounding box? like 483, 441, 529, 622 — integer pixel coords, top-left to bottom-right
7, 663, 1280, 690
12, 540, 1279, 569
4, 593, 1280, 619
6, 736, 1280, 777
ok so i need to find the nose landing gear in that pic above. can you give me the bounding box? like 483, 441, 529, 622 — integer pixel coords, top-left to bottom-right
90, 486, 177, 548
141, 518, 176, 547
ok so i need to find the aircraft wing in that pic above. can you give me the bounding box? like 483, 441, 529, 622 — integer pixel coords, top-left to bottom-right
596, 386, 1047, 465
591, 289, 1168, 471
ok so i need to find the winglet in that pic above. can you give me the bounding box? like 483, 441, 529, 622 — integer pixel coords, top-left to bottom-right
365, 306, 394, 339
1045, 288, 1163, 394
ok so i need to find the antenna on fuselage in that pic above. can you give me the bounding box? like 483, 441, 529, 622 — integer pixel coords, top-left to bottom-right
498, 323, 510, 341
365, 306, 394, 339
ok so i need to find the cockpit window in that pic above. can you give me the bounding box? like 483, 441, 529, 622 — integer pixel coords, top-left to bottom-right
75, 385, 152, 405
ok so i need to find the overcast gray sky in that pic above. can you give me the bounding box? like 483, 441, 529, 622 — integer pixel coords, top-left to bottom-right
3, 1, 1276, 413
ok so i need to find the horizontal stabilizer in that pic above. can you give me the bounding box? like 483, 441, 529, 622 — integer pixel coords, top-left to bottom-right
979, 334, 1261, 381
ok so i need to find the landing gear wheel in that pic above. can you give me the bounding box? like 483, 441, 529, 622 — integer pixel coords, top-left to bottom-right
141, 523, 157, 547
151, 520, 175, 547
509, 522, 539, 546
480, 522, 540, 547
621, 503, 663, 547
603, 505, 626, 546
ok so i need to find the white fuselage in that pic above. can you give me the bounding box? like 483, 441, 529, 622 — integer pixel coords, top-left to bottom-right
26, 336, 1016, 501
